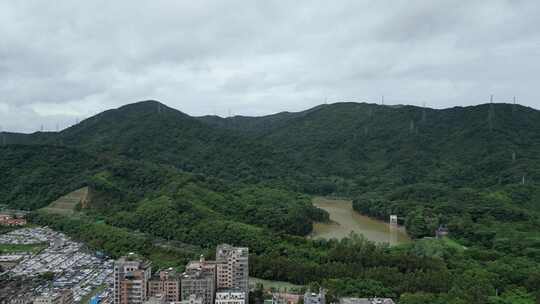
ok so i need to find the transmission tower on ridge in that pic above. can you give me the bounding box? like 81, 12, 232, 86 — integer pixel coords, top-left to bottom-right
422, 101, 427, 123
0, 125, 5, 145
488, 95, 495, 131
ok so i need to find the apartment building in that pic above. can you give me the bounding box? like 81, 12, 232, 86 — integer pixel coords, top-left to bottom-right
114, 255, 152, 304
181, 257, 216, 304
215, 244, 249, 300
148, 268, 180, 302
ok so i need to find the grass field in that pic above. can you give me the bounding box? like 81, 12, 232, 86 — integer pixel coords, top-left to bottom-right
40, 187, 88, 216
402, 236, 466, 258
0, 243, 48, 254
439, 236, 467, 250
250, 277, 305, 292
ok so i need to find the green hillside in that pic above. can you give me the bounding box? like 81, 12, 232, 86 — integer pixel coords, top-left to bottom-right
261, 102, 540, 189
0, 145, 103, 210
2, 100, 540, 302
5, 101, 540, 193
0, 144, 324, 236
56, 101, 301, 183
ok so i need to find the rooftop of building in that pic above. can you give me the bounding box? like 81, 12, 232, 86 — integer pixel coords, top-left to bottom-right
216, 244, 249, 258
115, 253, 151, 267
217, 244, 248, 250
185, 255, 218, 273
181, 268, 215, 280
340, 297, 395, 304
215, 289, 246, 299
304, 289, 325, 297
217, 288, 244, 293
151, 268, 180, 280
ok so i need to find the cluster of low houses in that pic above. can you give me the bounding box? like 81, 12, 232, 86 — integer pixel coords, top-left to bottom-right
0, 213, 27, 226
0, 227, 113, 304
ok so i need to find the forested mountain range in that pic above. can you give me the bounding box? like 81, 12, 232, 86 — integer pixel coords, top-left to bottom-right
2, 100, 540, 303
4, 100, 540, 193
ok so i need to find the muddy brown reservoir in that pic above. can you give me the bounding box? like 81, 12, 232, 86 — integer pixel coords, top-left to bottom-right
310, 197, 411, 245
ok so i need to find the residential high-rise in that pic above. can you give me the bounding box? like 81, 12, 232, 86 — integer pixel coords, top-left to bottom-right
148, 268, 180, 302
181, 256, 216, 304
215, 244, 249, 300
114, 254, 152, 304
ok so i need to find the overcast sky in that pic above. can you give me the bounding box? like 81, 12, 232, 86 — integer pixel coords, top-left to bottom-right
1, 1, 539, 132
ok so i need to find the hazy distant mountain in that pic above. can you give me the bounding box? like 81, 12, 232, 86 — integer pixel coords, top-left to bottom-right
196, 104, 327, 136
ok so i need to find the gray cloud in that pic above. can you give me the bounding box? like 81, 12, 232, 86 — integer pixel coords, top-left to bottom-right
1, 0, 539, 132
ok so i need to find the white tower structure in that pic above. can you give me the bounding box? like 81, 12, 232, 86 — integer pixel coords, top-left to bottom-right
389, 215, 398, 226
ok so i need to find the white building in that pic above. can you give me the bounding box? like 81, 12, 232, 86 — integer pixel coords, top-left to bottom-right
215, 290, 246, 304
340, 297, 395, 304
179, 294, 204, 304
